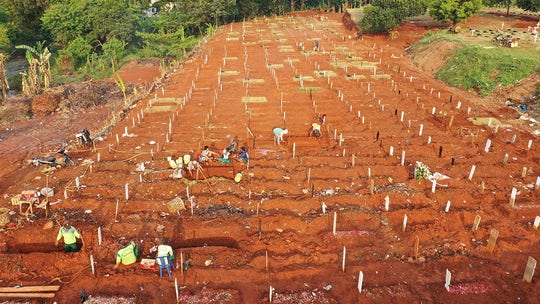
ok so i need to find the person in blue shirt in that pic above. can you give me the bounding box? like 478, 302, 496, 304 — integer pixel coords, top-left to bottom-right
238, 146, 249, 163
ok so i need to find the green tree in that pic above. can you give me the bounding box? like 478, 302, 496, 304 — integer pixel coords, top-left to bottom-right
0, 0, 51, 44
360, 1, 428, 33
484, 0, 514, 16
41, 1, 92, 47
102, 38, 126, 72
43, 0, 142, 49
360, 5, 400, 33
516, 0, 540, 11
0, 25, 11, 53
87, 0, 142, 45
59, 36, 92, 69
137, 27, 198, 58
429, 0, 483, 28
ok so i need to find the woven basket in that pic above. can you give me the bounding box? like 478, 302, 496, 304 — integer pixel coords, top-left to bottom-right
167, 197, 186, 213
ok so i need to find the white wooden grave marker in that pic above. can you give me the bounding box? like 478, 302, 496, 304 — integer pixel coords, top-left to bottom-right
445, 201, 451, 213
333, 212, 337, 236
468, 165, 476, 181
445, 269, 451, 291
125, 183, 129, 201
484, 139, 491, 153
533, 216, 540, 230
402, 214, 408, 232
358, 271, 364, 293
342, 246, 346, 272
523, 256, 537, 283
487, 228, 499, 253
472, 215, 481, 232
509, 187, 517, 207
384, 195, 390, 211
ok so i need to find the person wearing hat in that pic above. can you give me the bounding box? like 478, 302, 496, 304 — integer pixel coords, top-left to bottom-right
156, 238, 174, 267
273, 127, 288, 145
55, 222, 81, 252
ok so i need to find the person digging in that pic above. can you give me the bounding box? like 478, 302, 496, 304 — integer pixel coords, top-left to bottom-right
55, 221, 81, 252
114, 240, 139, 269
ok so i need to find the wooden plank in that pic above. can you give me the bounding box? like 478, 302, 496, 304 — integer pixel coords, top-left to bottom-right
0, 292, 55, 298
0, 285, 60, 293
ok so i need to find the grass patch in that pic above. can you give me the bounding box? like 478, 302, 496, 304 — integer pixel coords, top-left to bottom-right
297, 87, 321, 92
410, 30, 540, 97
241, 97, 267, 103
437, 45, 540, 96
145, 105, 174, 113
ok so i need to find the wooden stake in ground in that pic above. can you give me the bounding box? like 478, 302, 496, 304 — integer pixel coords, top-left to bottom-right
509, 187, 517, 207
445, 269, 451, 292
90, 255, 95, 275
265, 250, 268, 271
357, 271, 364, 293
332, 212, 337, 236
342, 246, 346, 272
533, 216, 540, 230
175, 278, 179, 303
523, 256, 537, 283
487, 228, 499, 253
180, 252, 184, 275
472, 215, 481, 232
402, 214, 408, 232
468, 165, 476, 181
414, 235, 419, 260
115, 199, 119, 221
98, 227, 102, 246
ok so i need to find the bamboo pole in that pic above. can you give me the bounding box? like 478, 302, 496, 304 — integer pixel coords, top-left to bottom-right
0, 286, 60, 293
0, 293, 55, 298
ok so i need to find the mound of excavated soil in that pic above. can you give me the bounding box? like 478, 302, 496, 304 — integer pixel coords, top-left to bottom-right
410, 40, 462, 74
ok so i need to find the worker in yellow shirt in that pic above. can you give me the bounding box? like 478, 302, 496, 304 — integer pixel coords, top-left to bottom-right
55, 222, 81, 252
114, 240, 138, 269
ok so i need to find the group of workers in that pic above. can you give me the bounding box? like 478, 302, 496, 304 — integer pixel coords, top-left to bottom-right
274, 114, 327, 144
54, 119, 328, 273
55, 221, 175, 274
198, 137, 249, 165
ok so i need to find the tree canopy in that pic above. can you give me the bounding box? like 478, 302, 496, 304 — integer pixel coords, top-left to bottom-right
516, 0, 540, 11
360, 0, 428, 33
428, 0, 483, 27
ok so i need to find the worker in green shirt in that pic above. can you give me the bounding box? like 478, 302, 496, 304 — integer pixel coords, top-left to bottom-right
114, 240, 139, 269
55, 222, 81, 252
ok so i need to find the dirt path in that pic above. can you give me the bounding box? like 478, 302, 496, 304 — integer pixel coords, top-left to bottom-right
0, 12, 539, 303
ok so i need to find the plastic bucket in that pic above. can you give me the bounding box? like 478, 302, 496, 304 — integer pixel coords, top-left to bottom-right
41, 187, 54, 197
234, 173, 242, 183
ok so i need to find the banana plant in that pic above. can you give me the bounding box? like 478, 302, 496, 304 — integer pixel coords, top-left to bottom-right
114, 72, 127, 105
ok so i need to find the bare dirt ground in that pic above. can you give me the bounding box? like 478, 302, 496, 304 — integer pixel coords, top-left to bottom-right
0, 11, 539, 304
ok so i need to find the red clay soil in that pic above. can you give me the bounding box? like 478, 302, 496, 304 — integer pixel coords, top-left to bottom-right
1, 11, 540, 304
